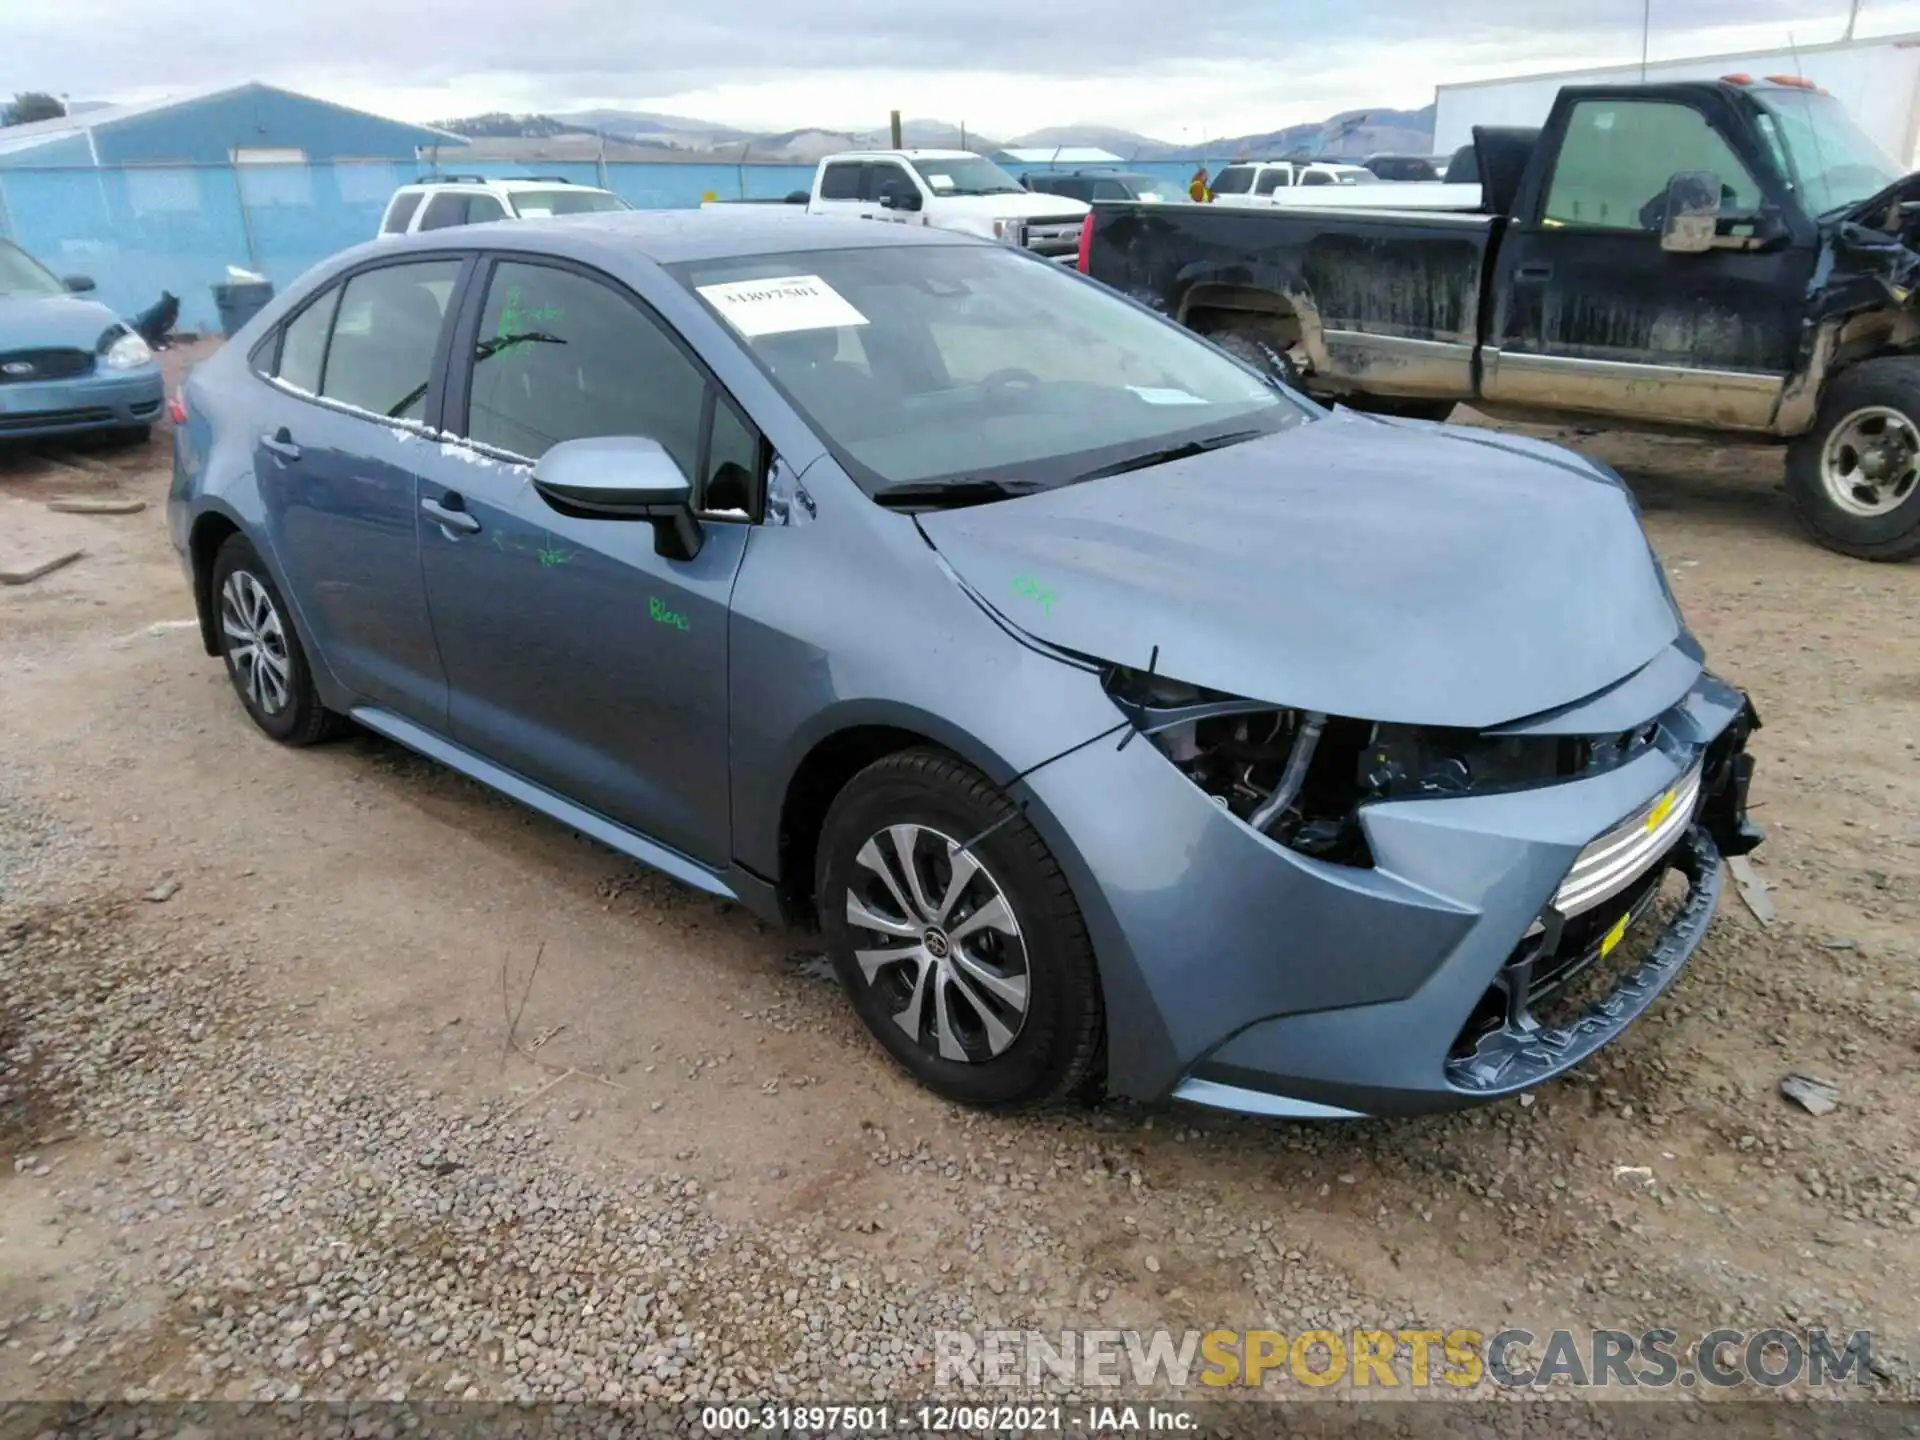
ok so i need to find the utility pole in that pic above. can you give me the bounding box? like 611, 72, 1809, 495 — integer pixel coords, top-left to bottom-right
959, 120, 967, 150
890, 110, 902, 148
1844, 0, 1863, 41
1640, 0, 1652, 80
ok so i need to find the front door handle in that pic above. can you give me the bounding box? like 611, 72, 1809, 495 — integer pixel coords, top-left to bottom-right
260, 428, 301, 462
1515, 260, 1554, 282
421, 495, 481, 536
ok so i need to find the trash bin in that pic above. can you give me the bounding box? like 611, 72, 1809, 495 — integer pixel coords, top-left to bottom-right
212, 280, 275, 339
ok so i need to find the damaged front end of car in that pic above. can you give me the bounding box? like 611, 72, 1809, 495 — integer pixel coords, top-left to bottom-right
1096, 658, 1765, 1112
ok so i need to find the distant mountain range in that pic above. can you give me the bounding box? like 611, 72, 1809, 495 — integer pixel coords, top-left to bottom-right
434, 105, 1438, 164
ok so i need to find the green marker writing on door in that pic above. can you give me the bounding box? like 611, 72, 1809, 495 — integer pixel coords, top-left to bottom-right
649, 597, 690, 631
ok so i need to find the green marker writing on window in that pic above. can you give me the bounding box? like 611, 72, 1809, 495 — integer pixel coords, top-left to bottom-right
1011, 573, 1055, 614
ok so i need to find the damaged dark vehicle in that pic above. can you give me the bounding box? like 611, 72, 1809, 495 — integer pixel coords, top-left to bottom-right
1082, 76, 1920, 560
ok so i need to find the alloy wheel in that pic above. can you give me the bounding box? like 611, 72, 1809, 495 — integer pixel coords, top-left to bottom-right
1820, 405, 1920, 518
219, 570, 292, 716
844, 823, 1030, 1064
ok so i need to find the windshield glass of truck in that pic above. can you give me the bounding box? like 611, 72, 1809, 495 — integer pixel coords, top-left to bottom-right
510, 189, 632, 217
907, 157, 1024, 196
0, 241, 63, 298
676, 244, 1307, 494
1756, 90, 1899, 216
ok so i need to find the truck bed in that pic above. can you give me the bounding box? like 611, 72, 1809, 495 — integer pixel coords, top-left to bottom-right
1088, 202, 1501, 400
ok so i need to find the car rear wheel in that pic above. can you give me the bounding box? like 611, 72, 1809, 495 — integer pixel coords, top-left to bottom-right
816, 748, 1103, 1109
211, 535, 345, 746
1787, 357, 1920, 561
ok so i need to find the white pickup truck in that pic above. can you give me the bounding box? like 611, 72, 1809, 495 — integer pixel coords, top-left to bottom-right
1209, 160, 1482, 212
702, 149, 1090, 260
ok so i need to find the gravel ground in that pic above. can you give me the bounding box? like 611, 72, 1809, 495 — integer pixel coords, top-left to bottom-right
0, 371, 1915, 1418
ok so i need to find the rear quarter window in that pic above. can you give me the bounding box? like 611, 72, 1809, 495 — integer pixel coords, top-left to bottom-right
382, 192, 423, 234
417, 193, 469, 231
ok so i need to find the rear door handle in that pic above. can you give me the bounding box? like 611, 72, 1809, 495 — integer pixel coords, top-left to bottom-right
260, 428, 300, 462
1515, 261, 1554, 282
421, 495, 481, 536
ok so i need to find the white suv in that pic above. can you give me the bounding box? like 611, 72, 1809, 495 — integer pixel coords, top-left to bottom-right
376, 176, 632, 239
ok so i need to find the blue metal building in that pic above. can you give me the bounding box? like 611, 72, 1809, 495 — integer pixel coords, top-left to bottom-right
0, 82, 464, 168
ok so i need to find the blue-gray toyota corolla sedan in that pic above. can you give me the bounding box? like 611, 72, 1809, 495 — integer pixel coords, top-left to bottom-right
168, 211, 1763, 1119
1, 238, 163, 442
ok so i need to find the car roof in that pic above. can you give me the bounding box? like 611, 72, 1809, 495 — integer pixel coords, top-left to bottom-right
825, 149, 977, 162
369, 207, 979, 265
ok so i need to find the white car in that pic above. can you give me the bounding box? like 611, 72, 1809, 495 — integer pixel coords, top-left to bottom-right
703, 150, 1090, 261
376, 176, 632, 239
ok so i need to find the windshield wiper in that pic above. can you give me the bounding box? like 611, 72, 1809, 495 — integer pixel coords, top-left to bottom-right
1071, 428, 1266, 483
872, 477, 1043, 510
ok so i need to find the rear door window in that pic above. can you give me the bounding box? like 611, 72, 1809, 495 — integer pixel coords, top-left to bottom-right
382, 193, 423, 234
819, 163, 864, 201
1256, 169, 1288, 194
318, 260, 460, 422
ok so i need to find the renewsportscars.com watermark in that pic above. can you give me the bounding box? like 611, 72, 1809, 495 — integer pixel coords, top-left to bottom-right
935, 1327, 1881, 1391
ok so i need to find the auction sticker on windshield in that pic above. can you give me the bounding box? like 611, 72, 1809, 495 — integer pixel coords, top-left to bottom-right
696, 275, 869, 337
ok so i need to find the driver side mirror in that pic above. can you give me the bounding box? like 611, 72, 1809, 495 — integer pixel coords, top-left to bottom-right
63, 274, 96, 293
531, 436, 704, 561
879, 186, 922, 212
1660, 169, 1722, 254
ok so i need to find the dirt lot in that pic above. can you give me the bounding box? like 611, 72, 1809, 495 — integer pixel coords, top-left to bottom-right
1, 345, 1916, 1413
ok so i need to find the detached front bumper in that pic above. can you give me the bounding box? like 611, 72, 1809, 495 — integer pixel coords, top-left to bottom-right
0, 364, 164, 438
1020, 664, 1761, 1118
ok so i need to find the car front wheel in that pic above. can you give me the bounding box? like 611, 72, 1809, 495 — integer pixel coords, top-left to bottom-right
1787, 357, 1920, 561
816, 749, 1104, 1109
210, 535, 345, 745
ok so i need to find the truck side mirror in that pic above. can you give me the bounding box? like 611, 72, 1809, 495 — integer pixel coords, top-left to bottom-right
1660, 170, 1722, 254
880, 186, 922, 213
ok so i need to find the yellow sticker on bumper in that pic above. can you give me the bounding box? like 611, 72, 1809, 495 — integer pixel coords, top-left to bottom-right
1601, 911, 1632, 958
1644, 788, 1677, 834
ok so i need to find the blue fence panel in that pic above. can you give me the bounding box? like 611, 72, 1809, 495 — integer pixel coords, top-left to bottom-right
601, 161, 815, 209
0, 166, 255, 334
239, 161, 407, 305
2, 156, 1246, 335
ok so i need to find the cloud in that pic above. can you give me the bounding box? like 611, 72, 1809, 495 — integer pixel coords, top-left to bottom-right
5, 0, 1917, 136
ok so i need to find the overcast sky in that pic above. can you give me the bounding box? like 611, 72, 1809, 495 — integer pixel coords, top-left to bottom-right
6, 0, 1918, 139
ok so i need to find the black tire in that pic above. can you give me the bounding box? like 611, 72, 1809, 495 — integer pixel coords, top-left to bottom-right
816, 748, 1104, 1109
209, 535, 346, 746
1786, 357, 1920, 561
1202, 318, 1306, 392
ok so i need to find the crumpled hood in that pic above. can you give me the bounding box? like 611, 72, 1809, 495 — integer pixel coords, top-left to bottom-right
917, 412, 1681, 729
0, 292, 119, 350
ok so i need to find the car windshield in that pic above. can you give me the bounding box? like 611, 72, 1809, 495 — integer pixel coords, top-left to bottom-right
674, 244, 1312, 499
908, 156, 1025, 197
0, 241, 65, 298
1755, 89, 1900, 216
510, 189, 632, 217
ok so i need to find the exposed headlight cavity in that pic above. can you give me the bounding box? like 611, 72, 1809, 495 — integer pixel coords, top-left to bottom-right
1102, 667, 1375, 865
1104, 666, 1662, 867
